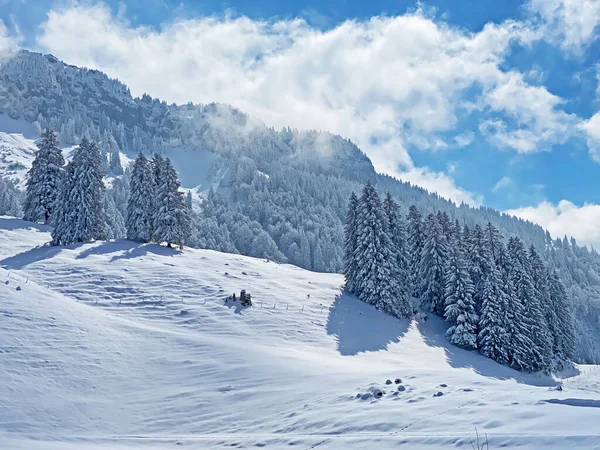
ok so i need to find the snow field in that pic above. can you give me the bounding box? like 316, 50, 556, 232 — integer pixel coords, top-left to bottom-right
0, 217, 599, 449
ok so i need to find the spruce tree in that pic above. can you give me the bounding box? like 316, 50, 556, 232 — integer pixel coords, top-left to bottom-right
466, 224, 491, 314
477, 258, 510, 364
51, 138, 106, 245
444, 234, 478, 348
0, 176, 22, 216
419, 213, 448, 316
23, 129, 65, 223
507, 237, 549, 372
154, 157, 191, 248
185, 191, 193, 211
108, 148, 124, 175
383, 193, 410, 293
353, 183, 408, 318
343, 192, 359, 294
529, 245, 554, 368
549, 270, 576, 363
407, 205, 424, 297
126, 153, 156, 242
152, 153, 164, 185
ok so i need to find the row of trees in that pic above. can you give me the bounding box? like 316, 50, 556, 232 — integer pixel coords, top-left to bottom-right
127, 152, 191, 247
344, 183, 575, 373
23, 130, 191, 248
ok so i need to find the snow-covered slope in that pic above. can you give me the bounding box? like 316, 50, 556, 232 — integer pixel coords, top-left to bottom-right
0, 217, 599, 449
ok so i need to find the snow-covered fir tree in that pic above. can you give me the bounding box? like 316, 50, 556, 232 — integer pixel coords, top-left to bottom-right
51, 138, 106, 245
23, 129, 65, 223
477, 243, 510, 364
529, 245, 554, 367
444, 231, 478, 348
153, 157, 191, 248
352, 183, 409, 318
343, 192, 359, 294
104, 194, 126, 239
507, 237, 550, 373
466, 224, 492, 313
419, 213, 448, 316
548, 271, 576, 363
0, 176, 22, 216
406, 205, 424, 297
185, 191, 193, 211
108, 148, 124, 176
126, 153, 156, 242
383, 193, 410, 294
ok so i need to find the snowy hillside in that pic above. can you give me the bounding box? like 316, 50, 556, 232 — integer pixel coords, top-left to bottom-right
1, 217, 599, 449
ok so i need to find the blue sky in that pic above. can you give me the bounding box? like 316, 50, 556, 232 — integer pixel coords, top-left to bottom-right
1, 0, 600, 245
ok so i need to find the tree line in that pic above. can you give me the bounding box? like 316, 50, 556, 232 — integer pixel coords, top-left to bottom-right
344, 182, 575, 373
23, 129, 191, 248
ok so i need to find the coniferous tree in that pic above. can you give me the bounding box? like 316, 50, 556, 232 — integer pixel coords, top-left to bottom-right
529, 245, 554, 367
51, 138, 106, 245
104, 194, 126, 239
152, 153, 164, 185
126, 153, 156, 242
383, 193, 410, 296
154, 157, 191, 248
437, 211, 453, 242
444, 233, 478, 348
353, 183, 408, 318
108, 148, 124, 175
419, 213, 448, 316
343, 192, 359, 294
407, 205, 424, 297
0, 176, 23, 216
467, 224, 491, 314
185, 191, 193, 211
507, 237, 549, 372
23, 129, 65, 223
477, 256, 510, 364
549, 270, 576, 363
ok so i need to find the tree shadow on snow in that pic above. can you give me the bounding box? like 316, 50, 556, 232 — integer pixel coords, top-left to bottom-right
0, 244, 66, 270
0, 217, 51, 233
69, 239, 180, 262
326, 292, 410, 356
107, 240, 181, 262
416, 315, 557, 387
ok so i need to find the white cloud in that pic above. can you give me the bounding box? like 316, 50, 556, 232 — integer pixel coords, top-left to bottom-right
0, 19, 18, 62
32, 2, 600, 205
453, 131, 474, 147
527, 0, 600, 54
507, 200, 600, 249
596, 64, 600, 99
492, 175, 512, 192
479, 71, 578, 152
399, 167, 483, 206
579, 112, 600, 162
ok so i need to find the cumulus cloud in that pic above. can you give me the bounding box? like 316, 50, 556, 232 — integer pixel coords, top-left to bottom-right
480, 71, 578, 152
527, 0, 600, 54
33, 2, 583, 203
399, 167, 483, 206
0, 20, 19, 62
507, 200, 600, 249
579, 112, 600, 162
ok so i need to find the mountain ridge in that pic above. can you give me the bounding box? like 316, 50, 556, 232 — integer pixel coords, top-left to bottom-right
0, 49, 599, 363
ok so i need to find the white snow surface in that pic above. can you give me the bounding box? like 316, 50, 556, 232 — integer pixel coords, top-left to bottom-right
0, 216, 599, 449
